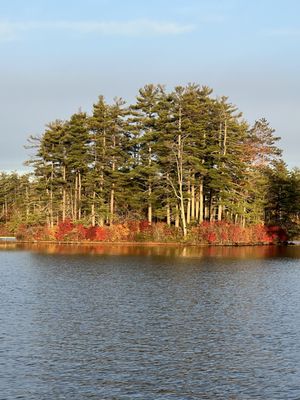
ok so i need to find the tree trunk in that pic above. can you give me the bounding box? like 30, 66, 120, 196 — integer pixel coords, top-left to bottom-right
209, 191, 214, 221
204, 205, 209, 220
199, 178, 204, 224
175, 204, 180, 228
180, 195, 187, 237
110, 134, 116, 225
148, 144, 152, 225
242, 207, 246, 227
4, 196, 8, 222
186, 176, 191, 224
49, 187, 54, 228
195, 196, 199, 222
218, 203, 223, 221
235, 213, 238, 224
191, 177, 195, 221
110, 185, 114, 225
49, 163, 54, 228
217, 118, 227, 222
166, 202, 171, 226
74, 175, 78, 222
99, 169, 104, 227
148, 184, 152, 225
178, 105, 187, 237
91, 191, 96, 227
62, 165, 66, 222
26, 186, 30, 222
78, 171, 82, 220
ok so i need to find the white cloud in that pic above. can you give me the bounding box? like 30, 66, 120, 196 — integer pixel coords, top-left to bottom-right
55, 20, 195, 35
0, 22, 18, 42
265, 28, 300, 37
0, 19, 195, 41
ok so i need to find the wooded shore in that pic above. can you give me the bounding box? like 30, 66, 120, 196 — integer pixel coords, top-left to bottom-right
1, 83, 299, 240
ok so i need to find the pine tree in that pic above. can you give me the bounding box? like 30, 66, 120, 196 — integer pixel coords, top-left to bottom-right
129, 84, 164, 224
88, 96, 110, 226
64, 111, 90, 221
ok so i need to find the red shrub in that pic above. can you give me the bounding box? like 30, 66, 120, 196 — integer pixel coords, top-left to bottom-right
207, 232, 217, 244
266, 225, 288, 242
139, 220, 151, 232
230, 225, 243, 243
15, 224, 27, 240
126, 220, 140, 233
75, 224, 87, 241
196, 221, 283, 245
94, 226, 107, 241
85, 226, 97, 240
55, 219, 74, 240
123, 220, 140, 241
221, 230, 229, 242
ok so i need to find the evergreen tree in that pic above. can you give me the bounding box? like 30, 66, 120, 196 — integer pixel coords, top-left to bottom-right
64, 111, 90, 221
5, 82, 294, 240
129, 84, 164, 224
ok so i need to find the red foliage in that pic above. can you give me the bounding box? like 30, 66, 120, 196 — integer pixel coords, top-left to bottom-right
94, 226, 107, 241
221, 230, 229, 242
139, 220, 151, 232
11, 218, 288, 245
75, 224, 87, 241
32, 227, 42, 241
196, 221, 286, 245
85, 226, 97, 240
54, 222, 109, 241
107, 223, 131, 241
126, 220, 140, 233
230, 225, 243, 243
55, 219, 74, 240
123, 220, 139, 241
251, 224, 272, 244
266, 225, 288, 242
15, 224, 27, 240
207, 232, 217, 244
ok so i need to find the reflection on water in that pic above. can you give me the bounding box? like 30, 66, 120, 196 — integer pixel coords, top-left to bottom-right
1, 244, 300, 399
1, 242, 300, 258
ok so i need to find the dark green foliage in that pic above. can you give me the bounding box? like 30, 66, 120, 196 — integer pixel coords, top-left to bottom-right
0, 82, 297, 239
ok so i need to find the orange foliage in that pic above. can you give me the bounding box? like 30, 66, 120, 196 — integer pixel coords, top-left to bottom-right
9, 219, 288, 245
194, 221, 281, 245
55, 219, 74, 240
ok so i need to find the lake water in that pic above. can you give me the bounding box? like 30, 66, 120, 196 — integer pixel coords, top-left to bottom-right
1, 243, 300, 399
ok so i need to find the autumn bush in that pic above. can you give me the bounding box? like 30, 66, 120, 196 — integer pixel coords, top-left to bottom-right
0, 225, 11, 236
8, 218, 288, 244
192, 221, 284, 245
151, 223, 180, 242
122, 220, 139, 241
266, 225, 288, 242
106, 223, 131, 241
55, 219, 74, 241
15, 223, 28, 240
14, 224, 55, 241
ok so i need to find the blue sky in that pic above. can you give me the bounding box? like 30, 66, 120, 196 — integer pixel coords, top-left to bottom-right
0, 0, 300, 170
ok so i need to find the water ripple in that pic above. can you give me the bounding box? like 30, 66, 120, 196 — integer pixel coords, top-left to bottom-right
0, 247, 300, 399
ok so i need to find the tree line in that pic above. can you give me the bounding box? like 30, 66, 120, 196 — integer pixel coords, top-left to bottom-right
1, 83, 300, 239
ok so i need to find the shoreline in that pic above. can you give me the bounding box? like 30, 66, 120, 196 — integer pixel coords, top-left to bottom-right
0, 239, 285, 247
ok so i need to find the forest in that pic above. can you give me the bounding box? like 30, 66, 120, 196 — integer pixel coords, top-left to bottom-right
0, 83, 299, 244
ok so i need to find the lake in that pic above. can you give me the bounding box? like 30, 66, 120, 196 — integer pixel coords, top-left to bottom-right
1, 243, 300, 399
